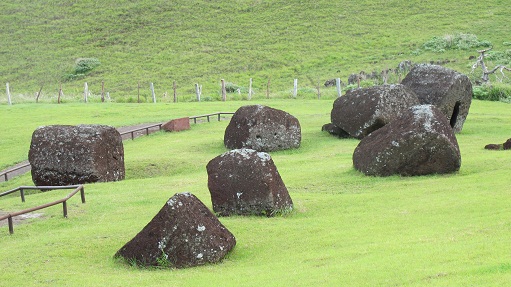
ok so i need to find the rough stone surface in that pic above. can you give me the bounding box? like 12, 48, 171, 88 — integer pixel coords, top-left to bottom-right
28, 125, 125, 186
162, 117, 190, 132
353, 105, 461, 176
224, 105, 301, 152
401, 64, 473, 133
321, 123, 352, 138
503, 139, 511, 150
206, 149, 293, 216
484, 144, 502, 150
331, 84, 420, 139
115, 192, 236, 268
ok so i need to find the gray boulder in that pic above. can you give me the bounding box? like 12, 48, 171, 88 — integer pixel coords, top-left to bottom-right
401, 64, 473, 133
224, 105, 301, 152
353, 105, 461, 176
115, 192, 236, 268
331, 84, 420, 139
206, 149, 293, 216
28, 124, 125, 186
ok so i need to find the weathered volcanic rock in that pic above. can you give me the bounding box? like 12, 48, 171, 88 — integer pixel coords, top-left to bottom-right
321, 123, 352, 138
503, 138, 511, 150
162, 117, 190, 132
484, 144, 502, 150
115, 192, 236, 268
331, 84, 420, 139
224, 105, 301, 152
206, 149, 293, 216
353, 105, 461, 176
28, 125, 125, 186
401, 64, 473, 133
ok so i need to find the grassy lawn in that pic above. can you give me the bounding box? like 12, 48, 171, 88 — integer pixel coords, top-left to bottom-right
1, 99, 510, 286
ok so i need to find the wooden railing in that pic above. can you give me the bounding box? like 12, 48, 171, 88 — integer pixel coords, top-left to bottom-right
0, 111, 234, 181
0, 185, 85, 234
189, 112, 235, 124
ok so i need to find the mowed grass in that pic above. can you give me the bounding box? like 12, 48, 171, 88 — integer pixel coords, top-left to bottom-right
1, 100, 511, 286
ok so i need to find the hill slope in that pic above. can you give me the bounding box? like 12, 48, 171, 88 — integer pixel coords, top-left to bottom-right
1, 0, 509, 100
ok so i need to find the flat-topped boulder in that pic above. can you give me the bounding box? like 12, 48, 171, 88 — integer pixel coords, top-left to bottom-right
206, 149, 293, 216
224, 105, 301, 152
331, 84, 420, 139
401, 64, 473, 133
353, 105, 461, 176
28, 124, 125, 186
115, 192, 236, 268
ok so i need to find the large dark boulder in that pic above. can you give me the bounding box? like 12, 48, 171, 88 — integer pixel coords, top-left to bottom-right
115, 192, 236, 268
28, 125, 125, 186
401, 64, 473, 133
331, 84, 420, 139
321, 123, 352, 138
206, 149, 293, 216
224, 105, 301, 152
353, 105, 461, 176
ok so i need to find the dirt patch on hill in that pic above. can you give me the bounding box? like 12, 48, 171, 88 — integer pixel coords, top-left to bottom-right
0, 210, 44, 227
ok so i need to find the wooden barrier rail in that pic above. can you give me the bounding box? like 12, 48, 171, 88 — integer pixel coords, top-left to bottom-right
0, 111, 234, 181
189, 112, 234, 124
0, 185, 85, 234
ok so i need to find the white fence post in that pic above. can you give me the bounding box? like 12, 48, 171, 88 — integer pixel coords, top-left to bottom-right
6, 83, 12, 105
221, 79, 226, 101
150, 82, 156, 103
248, 78, 253, 100
293, 79, 298, 98
195, 83, 201, 102
336, 78, 341, 97
84, 82, 88, 103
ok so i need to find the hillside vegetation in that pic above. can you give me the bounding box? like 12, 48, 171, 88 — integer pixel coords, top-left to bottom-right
1, 0, 510, 102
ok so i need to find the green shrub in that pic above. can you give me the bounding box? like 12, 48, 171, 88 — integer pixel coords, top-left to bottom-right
422, 33, 491, 53
473, 84, 511, 102
74, 58, 101, 74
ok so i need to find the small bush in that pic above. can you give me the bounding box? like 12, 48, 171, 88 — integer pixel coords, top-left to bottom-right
473, 84, 511, 102
422, 33, 491, 53
63, 58, 101, 81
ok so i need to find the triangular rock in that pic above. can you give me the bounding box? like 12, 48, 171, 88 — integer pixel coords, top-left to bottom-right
207, 149, 293, 216
115, 192, 236, 268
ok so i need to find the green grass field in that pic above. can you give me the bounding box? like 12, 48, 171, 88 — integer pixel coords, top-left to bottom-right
1, 99, 510, 286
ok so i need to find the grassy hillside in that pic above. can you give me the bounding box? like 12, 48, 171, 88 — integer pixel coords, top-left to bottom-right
1, 0, 510, 102
1, 100, 511, 286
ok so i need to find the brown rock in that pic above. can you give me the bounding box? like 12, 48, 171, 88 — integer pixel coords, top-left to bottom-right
224, 105, 301, 152
353, 105, 461, 176
162, 117, 190, 132
206, 149, 293, 216
115, 192, 236, 268
484, 144, 502, 150
503, 139, 511, 150
401, 64, 473, 133
321, 123, 352, 138
331, 84, 420, 139
28, 125, 125, 186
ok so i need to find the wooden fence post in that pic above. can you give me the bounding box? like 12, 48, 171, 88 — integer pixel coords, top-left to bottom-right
221, 79, 226, 101
101, 81, 105, 102
84, 82, 88, 103
6, 83, 11, 105
266, 78, 271, 99
173, 81, 177, 103
317, 80, 321, 100
293, 79, 298, 98
248, 78, 253, 100
58, 83, 62, 104
336, 78, 341, 97
195, 83, 201, 102
150, 82, 156, 103
35, 85, 43, 103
